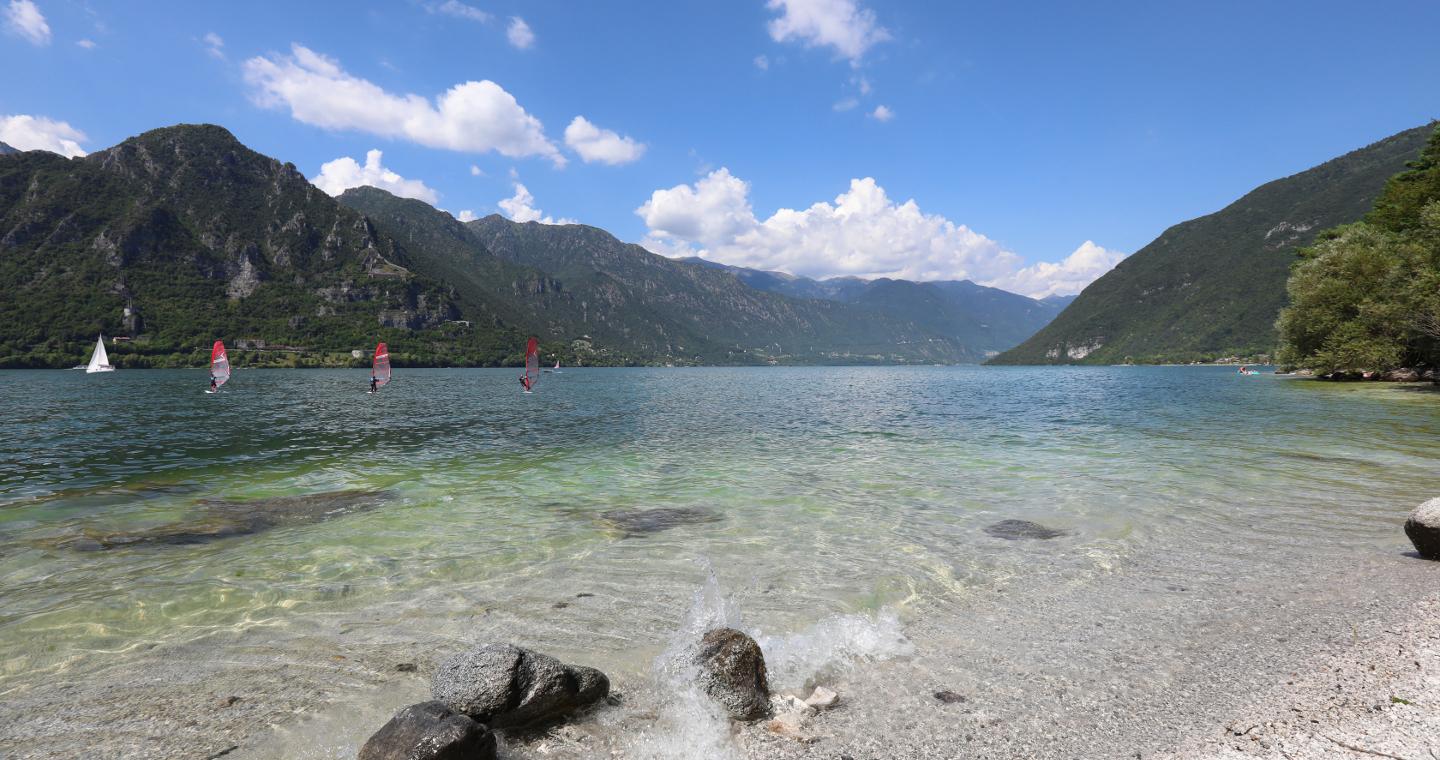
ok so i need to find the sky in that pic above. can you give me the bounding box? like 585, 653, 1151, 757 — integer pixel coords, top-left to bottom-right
3, 0, 1438, 298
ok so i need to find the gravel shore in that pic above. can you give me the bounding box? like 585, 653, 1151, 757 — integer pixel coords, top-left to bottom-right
1161, 594, 1440, 760
4, 540, 1436, 759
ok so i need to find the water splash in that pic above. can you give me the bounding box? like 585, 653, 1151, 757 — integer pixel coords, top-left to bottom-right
756, 609, 913, 690
626, 562, 741, 760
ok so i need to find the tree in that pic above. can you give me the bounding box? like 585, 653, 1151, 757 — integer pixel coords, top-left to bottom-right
1277, 122, 1440, 375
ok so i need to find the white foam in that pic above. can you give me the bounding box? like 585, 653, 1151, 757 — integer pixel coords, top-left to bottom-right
755, 608, 914, 690
625, 564, 742, 759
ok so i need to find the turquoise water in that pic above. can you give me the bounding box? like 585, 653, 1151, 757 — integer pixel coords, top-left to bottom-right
1, 366, 1437, 749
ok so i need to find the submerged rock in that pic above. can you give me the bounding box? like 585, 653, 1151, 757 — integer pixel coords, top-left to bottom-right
694, 627, 771, 721
598, 507, 722, 537
983, 519, 1068, 541
431, 643, 608, 729
1404, 498, 1440, 560
42, 489, 392, 551
359, 701, 495, 760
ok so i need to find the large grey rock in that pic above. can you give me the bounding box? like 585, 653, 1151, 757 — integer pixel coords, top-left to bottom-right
1404, 498, 1440, 560
694, 627, 771, 720
431, 644, 608, 729
358, 701, 495, 760
1385, 367, 1421, 382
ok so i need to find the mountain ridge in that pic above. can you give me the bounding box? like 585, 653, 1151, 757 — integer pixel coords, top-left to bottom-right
990, 123, 1435, 365
0, 124, 521, 368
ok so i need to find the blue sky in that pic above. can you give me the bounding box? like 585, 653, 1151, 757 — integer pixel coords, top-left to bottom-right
3, 0, 1438, 296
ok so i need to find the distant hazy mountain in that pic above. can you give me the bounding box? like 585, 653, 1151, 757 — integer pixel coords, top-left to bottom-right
991, 123, 1434, 364
463, 213, 972, 363
680, 258, 1071, 359
0, 142, 18, 156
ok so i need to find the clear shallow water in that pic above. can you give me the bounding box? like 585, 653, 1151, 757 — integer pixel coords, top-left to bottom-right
0, 366, 1437, 756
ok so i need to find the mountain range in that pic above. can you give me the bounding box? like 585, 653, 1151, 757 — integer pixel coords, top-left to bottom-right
991, 123, 1434, 364
0, 124, 1071, 368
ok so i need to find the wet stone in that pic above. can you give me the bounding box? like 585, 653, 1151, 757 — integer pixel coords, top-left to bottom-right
983, 519, 1068, 540
598, 507, 722, 537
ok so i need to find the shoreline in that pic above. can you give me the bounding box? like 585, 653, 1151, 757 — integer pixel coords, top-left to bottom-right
7, 532, 1430, 759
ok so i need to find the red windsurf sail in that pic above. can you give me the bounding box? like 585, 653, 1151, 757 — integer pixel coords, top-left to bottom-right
525, 337, 540, 389
373, 342, 391, 388
211, 341, 230, 388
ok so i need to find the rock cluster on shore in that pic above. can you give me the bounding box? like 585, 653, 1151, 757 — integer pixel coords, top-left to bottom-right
358, 627, 842, 758
361, 644, 609, 760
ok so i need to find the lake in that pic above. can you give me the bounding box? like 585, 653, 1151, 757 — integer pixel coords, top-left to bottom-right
1, 366, 1436, 758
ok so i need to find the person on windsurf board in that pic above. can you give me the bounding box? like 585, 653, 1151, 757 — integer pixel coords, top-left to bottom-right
369, 342, 390, 393
520, 337, 540, 393
207, 341, 230, 393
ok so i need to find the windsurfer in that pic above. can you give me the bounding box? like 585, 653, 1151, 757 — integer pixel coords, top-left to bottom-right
370, 375, 378, 393
209, 375, 217, 392
520, 374, 532, 392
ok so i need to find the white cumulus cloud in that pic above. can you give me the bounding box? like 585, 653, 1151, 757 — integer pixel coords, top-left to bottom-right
311, 149, 440, 204
457, 209, 478, 222
869, 104, 893, 122
563, 116, 645, 165
765, 0, 890, 65
507, 17, 534, 49
499, 182, 574, 225
429, 0, 490, 23
76, 38, 95, 49
243, 44, 564, 166
637, 169, 1124, 297
637, 168, 757, 249
469, 164, 484, 176
5, 0, 49, 45
203, 32, 225, 59
0, 114, 87, 156
985, 241, 1127, 299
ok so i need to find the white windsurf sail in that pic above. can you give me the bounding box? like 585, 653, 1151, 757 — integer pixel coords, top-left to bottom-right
86, 335, 115, 373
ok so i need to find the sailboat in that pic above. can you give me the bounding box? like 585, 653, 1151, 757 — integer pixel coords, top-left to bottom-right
207, 340, 230, 393
522, 337, 539, 393
85, 335, 115, 373
544, 358, 561, 374
369, 342, 391, 393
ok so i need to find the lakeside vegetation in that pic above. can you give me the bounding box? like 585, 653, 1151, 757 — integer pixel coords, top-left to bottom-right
1277, 126, 1440, 376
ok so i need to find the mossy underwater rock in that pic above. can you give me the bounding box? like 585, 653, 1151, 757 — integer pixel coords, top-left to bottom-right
1404, 497, 1440, 560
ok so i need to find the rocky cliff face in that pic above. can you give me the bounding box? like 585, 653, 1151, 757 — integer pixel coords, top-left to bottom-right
0, 124, 492, 366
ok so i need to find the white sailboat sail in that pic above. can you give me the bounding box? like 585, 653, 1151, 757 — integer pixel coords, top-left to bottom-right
86, 335, 115, 373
